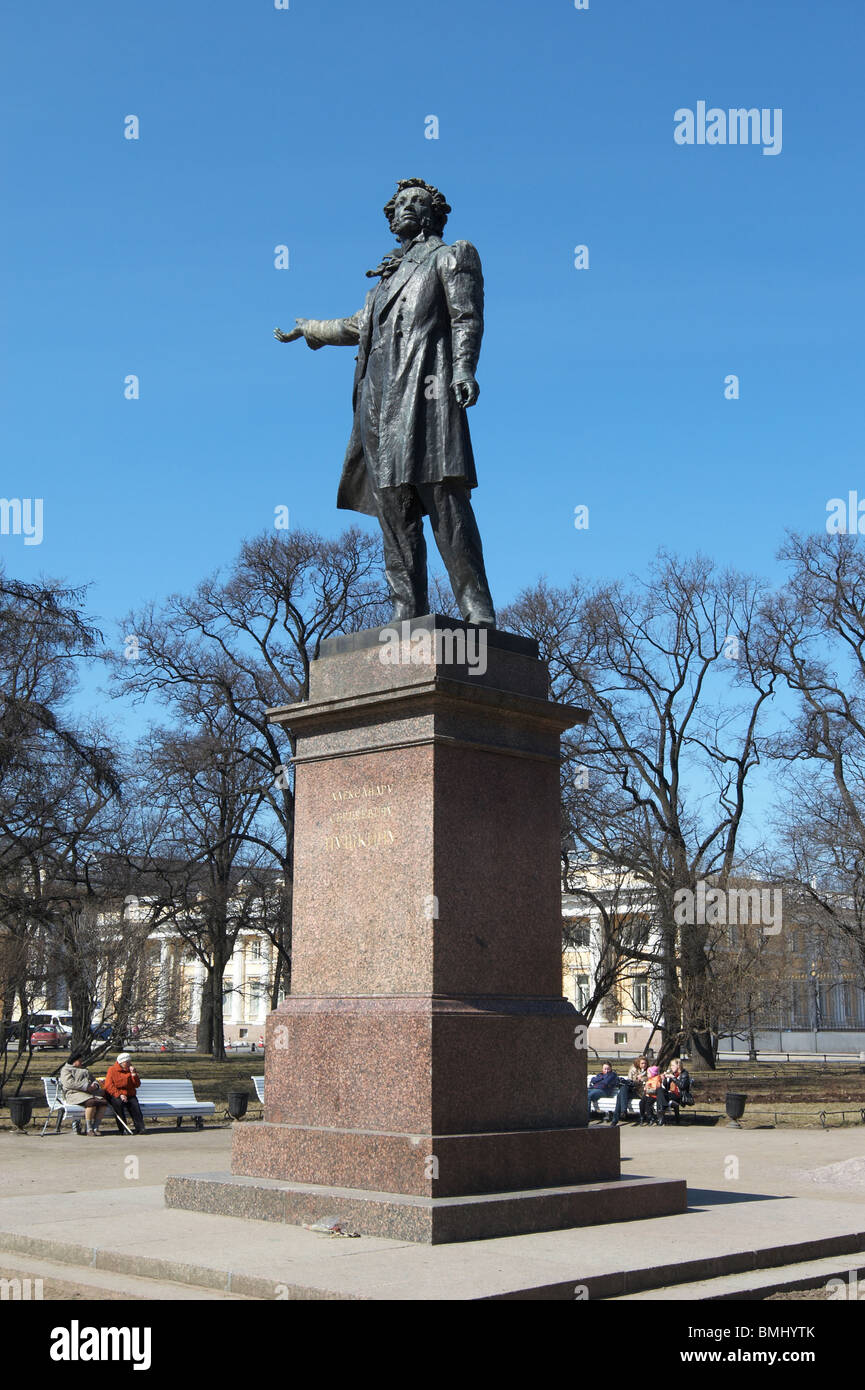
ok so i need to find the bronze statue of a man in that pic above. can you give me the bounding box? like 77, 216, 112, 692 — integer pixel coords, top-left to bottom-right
275, 178, 496, 628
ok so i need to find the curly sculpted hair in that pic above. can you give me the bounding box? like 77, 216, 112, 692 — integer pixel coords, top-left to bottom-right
383, 178, 452, 235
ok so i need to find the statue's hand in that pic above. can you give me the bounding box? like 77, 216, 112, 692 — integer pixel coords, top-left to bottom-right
274, 320, 306, 343
452, 376, 479, 408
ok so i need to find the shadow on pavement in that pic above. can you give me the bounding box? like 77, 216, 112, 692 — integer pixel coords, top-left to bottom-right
683, 1187, 791, 1207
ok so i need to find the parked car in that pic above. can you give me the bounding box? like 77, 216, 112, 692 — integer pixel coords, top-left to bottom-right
90, 1022, 114, 1041
29, 1026, 66, 1051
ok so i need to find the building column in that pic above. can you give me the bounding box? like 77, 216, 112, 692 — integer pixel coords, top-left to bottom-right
189, 959, 205, 1026
226, 938, 246, 1027
157, 939, 171, 1022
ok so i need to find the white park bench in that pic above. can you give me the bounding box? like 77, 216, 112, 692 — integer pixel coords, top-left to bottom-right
252, 1075, 265, 1104
40, 1076, 215, 1134
587, 1084, 641, 1121
586, 1079, 695, 1122
41, 1077, 87, 1134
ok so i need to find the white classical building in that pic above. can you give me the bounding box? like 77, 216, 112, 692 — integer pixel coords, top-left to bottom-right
561, 861, 865, 1058
146, 929, 281, 1044
562, 862, 659, 1058
16, 869, 864, 1056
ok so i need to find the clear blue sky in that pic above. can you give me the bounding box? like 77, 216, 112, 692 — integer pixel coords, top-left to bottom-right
2, 0, 863, 644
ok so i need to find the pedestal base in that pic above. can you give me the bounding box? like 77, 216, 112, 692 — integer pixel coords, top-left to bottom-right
166, 622, 688, 1245
165, 1170, 687, 1244
232, 1120, 619, 1196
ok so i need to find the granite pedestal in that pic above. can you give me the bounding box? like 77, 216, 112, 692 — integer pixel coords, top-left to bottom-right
167, 617, 686, 1241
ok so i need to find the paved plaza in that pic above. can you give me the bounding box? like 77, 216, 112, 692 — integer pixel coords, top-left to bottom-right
2, 1122, 863, 1300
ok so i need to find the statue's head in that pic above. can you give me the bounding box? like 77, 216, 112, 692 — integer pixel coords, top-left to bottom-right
384, 178, 451, 238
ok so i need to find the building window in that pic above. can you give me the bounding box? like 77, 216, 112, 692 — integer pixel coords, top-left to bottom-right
614, 1032, 628, 1045
250, 939, 262, 961
631, 976, 649, 1015
624, 919, 651, 950
565, 918, 591, 949
574, 974, 590, 1010
248, 979, 268, 1021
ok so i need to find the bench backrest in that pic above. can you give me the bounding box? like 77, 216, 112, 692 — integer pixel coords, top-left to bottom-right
136, 1079, 200, 1103
42, 1076, 202, 1105
43, 1078, 64, 1105
252, 1075, 265, 1101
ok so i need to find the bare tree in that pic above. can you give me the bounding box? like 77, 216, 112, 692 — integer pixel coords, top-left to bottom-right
562, 857, 661, 1026
132, 708, 280, 1060
0, 567, 126, 1068
114, 528, 388, 1000
504, 553, 779, 1067
759, 531, 865, 993
0, 915, 39, 1102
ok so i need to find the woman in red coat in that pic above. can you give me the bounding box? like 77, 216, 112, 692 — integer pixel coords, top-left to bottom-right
103, 1053, 145, 1135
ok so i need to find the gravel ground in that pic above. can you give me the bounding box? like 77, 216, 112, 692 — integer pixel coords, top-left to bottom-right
766, 1288, 834, 1300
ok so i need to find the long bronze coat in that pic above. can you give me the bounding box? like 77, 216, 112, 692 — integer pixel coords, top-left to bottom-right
300, 234, 483, 517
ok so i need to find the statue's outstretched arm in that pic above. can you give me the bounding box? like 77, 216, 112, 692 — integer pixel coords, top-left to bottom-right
274, 311, 363, 350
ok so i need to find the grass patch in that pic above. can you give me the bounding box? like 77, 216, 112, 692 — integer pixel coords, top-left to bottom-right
5, 1053, 865, 1132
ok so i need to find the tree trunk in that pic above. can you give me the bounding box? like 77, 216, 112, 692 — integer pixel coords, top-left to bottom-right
688, 1028, 716, 1069
270, 952, 282, 1013
14, 985, 29, 1057
68, 973, 94, 1061
657, 921, 680, 1060
210, 965, 226, 1062
110, 956, 140, 1053
197, 971, 214, 1053
679, 915, 717, 1070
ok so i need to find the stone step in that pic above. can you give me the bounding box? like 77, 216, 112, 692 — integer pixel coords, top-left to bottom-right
165, 1170, 688, 1244
0, 1248, 254, 1300
610, 1250, 865, 1301
3, 1199, 864, 1300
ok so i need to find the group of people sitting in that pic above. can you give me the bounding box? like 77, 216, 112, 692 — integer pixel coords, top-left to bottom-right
58, 1052, 145, 1136
587, 1056, 693, 1126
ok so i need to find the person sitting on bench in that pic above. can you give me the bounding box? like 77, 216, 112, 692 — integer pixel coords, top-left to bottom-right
59, 1054, 108, 1136
610, 1055, 649, 1126
103, 1053, 145, 1135
586, 1062, 621, 1121
640, 1066, 666, 1125
661, 1059, 692, 1121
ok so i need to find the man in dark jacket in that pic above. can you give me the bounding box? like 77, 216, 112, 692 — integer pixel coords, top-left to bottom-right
586, 1062, 621, 1123
275, 178, 496, 627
